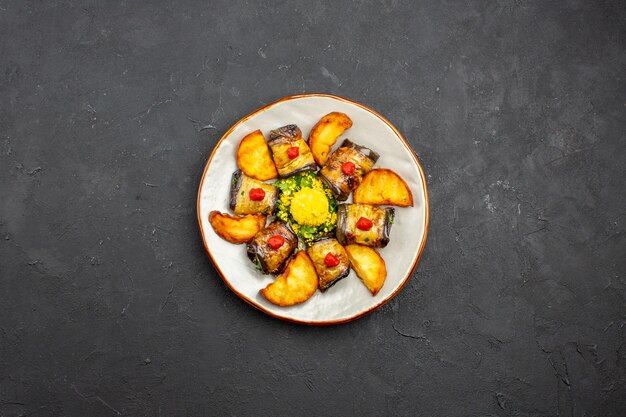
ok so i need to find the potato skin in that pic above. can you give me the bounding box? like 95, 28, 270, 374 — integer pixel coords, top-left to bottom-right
353, 169, 414, 207
308, 112, 353, 166
237, 130, 278, 181
345, 244, 387, 296
209, 211, 266, 244
260, 251, 318, 306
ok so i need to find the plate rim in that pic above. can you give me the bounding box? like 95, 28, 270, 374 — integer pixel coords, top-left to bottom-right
196, 93, 430, 325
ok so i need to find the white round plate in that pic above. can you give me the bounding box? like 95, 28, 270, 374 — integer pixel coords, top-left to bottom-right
197, 94, 429, 325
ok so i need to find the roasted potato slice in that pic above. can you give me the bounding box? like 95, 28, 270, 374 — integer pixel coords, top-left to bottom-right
260, 251, 318, 306
237, 130, 278, 181
209, 211, 266, 244
308, 112, 353, 166
345, 244, 387, 296
353, 169, 414, 207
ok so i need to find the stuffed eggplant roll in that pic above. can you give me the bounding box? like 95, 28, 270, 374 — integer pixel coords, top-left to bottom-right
336, 204, 394, 248
247, 220, 298, 275
230, 170, 278, 215
307, 238, 350, 291
318, 139, 379, 201
268, 124, 317, 178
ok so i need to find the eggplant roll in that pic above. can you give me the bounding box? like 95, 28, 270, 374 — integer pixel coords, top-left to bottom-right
230, 170, 278, 215
247, 220, 298, 275
307, 238, 350, 291
319, 139, 379, 201
268, 124, 317, 178
336, 204, 394, 248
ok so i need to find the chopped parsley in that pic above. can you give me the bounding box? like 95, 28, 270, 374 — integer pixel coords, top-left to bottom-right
274, 172, 338, 243
254, 257, 263, 271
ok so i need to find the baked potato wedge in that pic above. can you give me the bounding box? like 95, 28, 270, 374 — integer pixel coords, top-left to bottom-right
237, 130, 278, 181
353, 169, 414, 207
260, 251, 318, 306
209, 211, 266, 244
308, 112, 353, 166
345, 244, 387, 296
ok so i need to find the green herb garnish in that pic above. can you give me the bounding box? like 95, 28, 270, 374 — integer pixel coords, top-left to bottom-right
273, 172, 338, 243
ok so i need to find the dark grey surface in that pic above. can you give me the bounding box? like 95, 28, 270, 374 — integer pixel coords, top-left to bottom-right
1, 0, 624, 416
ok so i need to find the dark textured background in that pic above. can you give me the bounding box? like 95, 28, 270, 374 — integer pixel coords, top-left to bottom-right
1, 0, 624, 416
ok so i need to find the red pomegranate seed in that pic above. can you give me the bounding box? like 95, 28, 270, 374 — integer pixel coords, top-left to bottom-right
341, 161, 356, 175
287, 146, 299, 159
249, 188, 266, 201
324, 253, 340, 267
268, 235, 285, 250
356, 217, 373, 231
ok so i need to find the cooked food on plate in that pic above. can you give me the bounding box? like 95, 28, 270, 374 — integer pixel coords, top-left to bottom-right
247, 220, 298, 274
318, 139, 379, 201
336, 203, 394, 248
237, 129, 278, 181
308, 112, 353, 166
268, 124, 317, 178
230, 170, 278, 215
209, 111, 415, 307
354, 168, 414, 207
345, 244, 387, 295
260, 251, 318, 306
274, 171, 337, 243
307, 238, 350, 291
209, 211, 266, 244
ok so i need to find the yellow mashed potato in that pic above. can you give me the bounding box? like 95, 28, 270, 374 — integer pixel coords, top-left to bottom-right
274, 172, 338, 242
290, 188, 330, 226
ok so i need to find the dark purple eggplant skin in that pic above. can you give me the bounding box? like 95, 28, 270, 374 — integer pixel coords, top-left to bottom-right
229, 170, 243, 212
267, 125, 317, 178
318, 174, 345, 199
318, 259, 350, 291
268, 124, 301, 142
247, 220, 297, 275
335, 204, 394, 248
335, 205, 349, 245
306, 237, 350, 291
340, 139, 380, 163
229, 170, 277, 214
318, 166, 351, 201
319, 268, 350, 291
380, 207, 394, 248
319, 139, 379, 200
